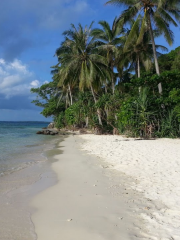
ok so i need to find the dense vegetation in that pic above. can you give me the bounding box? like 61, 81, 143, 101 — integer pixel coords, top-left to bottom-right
31, 0, 180, 138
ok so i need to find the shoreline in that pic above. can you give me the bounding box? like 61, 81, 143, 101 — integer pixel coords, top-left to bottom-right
31, 135, 145, 240
0, 135, 61, 240
2, 133, 179, 239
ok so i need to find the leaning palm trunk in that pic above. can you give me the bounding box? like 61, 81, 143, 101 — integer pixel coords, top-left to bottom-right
148, 14, 162, 94
90, 84, 103, 125
68, 84, 73, 105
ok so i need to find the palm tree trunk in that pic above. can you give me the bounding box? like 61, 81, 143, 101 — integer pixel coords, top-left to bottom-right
137, 56, 140, 78
85, 117, 89, 128
112, 79, 115, 95
111, 64, 115, 95
104, 83, 107, 93
68, 84, 73, 105
90, 84, 102, 125
137, 56, 141, 93
148, 13, 162, 94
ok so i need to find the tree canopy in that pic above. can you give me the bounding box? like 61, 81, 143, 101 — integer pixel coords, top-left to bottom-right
31, 2, 180, 138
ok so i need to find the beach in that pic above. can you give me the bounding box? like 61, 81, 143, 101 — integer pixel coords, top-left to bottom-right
80, 134, 180, 240
1, 132, 180, 239
31, 135, 143, 240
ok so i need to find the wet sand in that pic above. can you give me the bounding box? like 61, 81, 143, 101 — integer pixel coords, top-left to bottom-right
0, 138, 61, 240
31, 136, 144, 240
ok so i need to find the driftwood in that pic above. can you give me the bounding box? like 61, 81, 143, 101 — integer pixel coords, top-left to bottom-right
79, 129, 87, 134
113, 128, 119, 135
94, 126, 103, 135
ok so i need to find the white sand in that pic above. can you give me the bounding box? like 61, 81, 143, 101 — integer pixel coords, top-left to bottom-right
80, 135, 180, 240
31, 136, 142, 240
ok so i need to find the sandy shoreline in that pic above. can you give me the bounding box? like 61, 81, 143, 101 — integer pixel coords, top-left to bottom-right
0, 137, 59, 240
80, 134, 180, 240
31, 135, 145, 240
2, 133, 179, 239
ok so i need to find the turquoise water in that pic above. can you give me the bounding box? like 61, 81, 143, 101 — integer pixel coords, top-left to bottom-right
0, 121, 51, 175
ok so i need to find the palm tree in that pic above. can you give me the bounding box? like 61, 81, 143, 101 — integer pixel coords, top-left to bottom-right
106, 0, 180, 94
55, 23, 111, 125
91, 17, 123, 94
121, 17, 168, 79
51, 66, 75, 107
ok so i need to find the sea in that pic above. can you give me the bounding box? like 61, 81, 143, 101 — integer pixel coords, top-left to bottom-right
0, 121, 60, 240
0, 121, 52, 176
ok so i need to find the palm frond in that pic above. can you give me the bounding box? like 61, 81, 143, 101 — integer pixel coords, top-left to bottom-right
154, 12, 174, 45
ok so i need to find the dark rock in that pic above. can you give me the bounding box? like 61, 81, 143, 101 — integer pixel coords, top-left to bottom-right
36, 131, 43, 134
50, 132, 55, 135
37, 129, 59, 136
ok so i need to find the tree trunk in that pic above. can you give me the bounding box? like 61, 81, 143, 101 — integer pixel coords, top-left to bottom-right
105, 83, 107, 93
85, 117, 89, 128
137, 56, 140, 78
111, 64, 115, 95
137, 56, 141, 93
148, 13, 162, 94
68, 84, 73, 105
90, 84, 102, 125
106, 109, 109, 119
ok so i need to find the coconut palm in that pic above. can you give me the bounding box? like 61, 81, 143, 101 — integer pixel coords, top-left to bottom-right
121, 17, 168, 78
91, 17, 124, 94
55, 23, 111, 125
106, 0, 180, 93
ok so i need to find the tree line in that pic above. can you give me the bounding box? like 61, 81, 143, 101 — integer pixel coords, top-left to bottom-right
31, 0, 180, 138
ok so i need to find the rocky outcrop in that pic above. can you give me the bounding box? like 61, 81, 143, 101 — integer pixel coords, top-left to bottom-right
36, 129, 58, 135
47, 122, 55, 129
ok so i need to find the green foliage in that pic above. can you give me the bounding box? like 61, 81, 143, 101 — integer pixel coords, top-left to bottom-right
157, 110, 180, 138
54, 112, 65, 129
117, 88, 155, 137
40, 97, 64, 118
65, 103, 80, 126
31, 81, 65, 118
169, 88, 180, 122
30, 17, 180, 138
159, 47, 180, 71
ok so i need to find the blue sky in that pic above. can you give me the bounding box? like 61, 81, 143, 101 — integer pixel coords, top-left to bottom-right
0, 0, 180, 121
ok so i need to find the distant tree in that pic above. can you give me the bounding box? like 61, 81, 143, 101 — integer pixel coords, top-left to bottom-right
31, 80, 65, 118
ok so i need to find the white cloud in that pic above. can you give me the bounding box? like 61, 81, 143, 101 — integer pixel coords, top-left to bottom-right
0, 59, 41, 98
43, 80, 49, 84
30, 80, 40, 87
0, 59, 5, 65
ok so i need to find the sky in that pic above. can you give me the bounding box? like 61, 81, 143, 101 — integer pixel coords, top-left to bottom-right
0, 0, 180, 121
